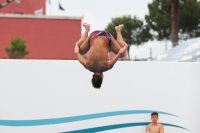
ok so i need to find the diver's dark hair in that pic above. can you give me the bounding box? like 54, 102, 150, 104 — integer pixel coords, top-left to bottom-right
92, 75, 103, 88
151, 112, 158, 116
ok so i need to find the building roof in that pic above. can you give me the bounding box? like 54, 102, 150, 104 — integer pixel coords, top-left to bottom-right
0, 13, 84, 20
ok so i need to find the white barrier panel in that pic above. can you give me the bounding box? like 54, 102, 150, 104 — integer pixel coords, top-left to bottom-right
0, 60, 200, 133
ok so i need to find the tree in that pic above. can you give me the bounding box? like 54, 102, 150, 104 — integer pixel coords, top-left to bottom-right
145, 0, 171, 41
105, 15, 152, 60
179, 0, 200, 39
145, 0, 200, 47
171, 0, 179, 47
5, 37, 29, 59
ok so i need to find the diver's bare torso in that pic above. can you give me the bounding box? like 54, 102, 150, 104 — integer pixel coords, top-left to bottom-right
146, 123, 163, 133
85, 36, 110, 72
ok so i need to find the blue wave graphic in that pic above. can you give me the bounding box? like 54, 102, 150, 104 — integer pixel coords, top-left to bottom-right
61, 122, 189, 133
0, 110, 177, 126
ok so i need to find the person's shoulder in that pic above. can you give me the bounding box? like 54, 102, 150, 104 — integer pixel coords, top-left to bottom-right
99, 61, 112, 71
158, 123, 164, 127
146, 123, 151, 127
85, 60, 93, 67
99, 60, 109, 65
84, 61, 94, 71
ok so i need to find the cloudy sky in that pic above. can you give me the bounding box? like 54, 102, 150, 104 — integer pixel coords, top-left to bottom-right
46, 0, 169, 59
46, 0, 152, 31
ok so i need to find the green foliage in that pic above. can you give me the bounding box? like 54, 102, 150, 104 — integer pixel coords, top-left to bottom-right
145, 0, 171, 40
179, 0, 200, 33
105, 15, 153, 46
145, 0, 200, 41
5, 37, 29, 59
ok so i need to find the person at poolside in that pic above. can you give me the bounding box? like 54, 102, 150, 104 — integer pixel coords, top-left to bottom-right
74, 22, 128, 88
146, 112, 164, 133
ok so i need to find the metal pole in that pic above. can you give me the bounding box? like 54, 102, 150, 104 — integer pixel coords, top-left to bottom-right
150, 48, 152, 60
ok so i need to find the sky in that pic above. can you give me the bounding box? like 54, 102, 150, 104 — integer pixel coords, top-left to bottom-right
46, 0, 152, 31
46, 0, 170, 60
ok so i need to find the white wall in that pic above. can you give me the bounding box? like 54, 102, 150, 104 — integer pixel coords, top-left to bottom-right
0, 60, 199, 133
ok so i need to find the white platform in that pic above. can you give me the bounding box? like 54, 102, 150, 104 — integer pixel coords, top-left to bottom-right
0, 60, 199, 133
